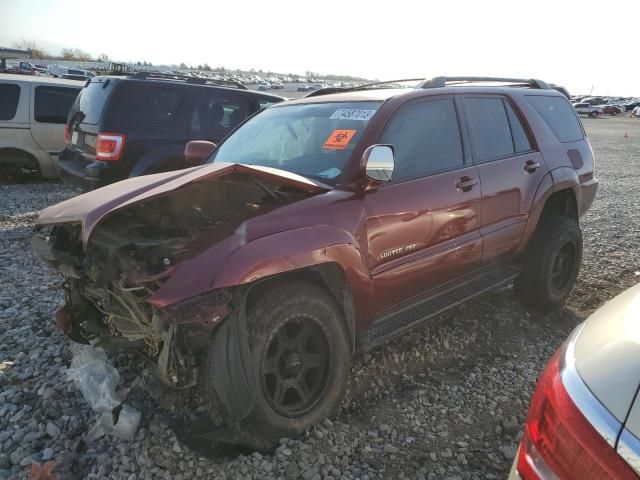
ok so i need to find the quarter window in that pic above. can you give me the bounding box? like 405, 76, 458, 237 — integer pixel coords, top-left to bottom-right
379, 98, 464, 181
34, 86, 81, 124
0, 83, 21, 120
526, 95, 584, 143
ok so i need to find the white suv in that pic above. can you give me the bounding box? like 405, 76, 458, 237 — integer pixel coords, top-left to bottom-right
0, 74, 84, 177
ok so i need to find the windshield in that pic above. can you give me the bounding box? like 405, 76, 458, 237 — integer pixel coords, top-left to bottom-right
207, 101, 381, 183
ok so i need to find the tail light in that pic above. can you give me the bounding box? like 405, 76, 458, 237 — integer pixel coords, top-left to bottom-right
95, 132, 126, 161
517, 345, 637, 480
64, 124, 69, 144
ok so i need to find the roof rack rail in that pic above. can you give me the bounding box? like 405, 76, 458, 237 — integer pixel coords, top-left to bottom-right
418, 76, 550, 90
305, 78, 424, 98
128, 71, 248, 90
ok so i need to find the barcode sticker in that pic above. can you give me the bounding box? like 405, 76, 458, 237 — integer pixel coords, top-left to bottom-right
329, 109, 376, 121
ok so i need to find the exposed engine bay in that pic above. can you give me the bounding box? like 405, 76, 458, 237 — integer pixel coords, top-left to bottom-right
31, 173, 311, 387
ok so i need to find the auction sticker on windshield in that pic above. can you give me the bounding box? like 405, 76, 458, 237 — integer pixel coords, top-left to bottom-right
323, 129, 357, 150
329, 109, 376, 121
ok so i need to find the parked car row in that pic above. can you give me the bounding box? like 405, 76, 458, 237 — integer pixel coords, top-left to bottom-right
0, 72, 284, 179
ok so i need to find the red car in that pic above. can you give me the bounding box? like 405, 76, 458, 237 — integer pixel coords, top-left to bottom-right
601, 105, 623, 115
32, 76, 597, 449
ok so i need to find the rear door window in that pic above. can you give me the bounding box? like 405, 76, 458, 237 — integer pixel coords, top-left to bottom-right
190, 89, 252, 142
114, 84, 186, 127
526, 95, 584, 143
504, 101, 533, 153
464, 97, 514, 162
0, 83, 21, 120
34, 86, 81, 124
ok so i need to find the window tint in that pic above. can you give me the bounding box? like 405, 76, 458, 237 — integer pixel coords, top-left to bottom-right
34, 86, 80, 124
73, 80, 115, 125
379, 99, 463, 181
115, 84, 186, 127
526, 95, 584, 143
504, 101, 532, 153
464, 97, 514, 162
190, 91, 251, 142
0, 83, 21, 120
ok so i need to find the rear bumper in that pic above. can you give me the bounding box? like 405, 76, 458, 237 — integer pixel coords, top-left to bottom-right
56, 147, 113, 191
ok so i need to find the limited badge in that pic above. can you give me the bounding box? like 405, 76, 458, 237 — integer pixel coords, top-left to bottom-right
323, 129, 356, 150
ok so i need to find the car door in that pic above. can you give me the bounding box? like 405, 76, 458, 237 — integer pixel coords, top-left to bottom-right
460, 95, 547, 263
365, 96, 482, 314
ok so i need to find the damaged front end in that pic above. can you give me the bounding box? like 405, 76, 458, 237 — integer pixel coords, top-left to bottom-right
31, 168, 321, 392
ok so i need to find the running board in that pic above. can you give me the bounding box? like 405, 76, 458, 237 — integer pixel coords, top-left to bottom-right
360, 264, 521, 350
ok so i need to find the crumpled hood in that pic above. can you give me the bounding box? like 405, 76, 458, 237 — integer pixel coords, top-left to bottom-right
35, 162, 329, 246
574, 282, 640, 422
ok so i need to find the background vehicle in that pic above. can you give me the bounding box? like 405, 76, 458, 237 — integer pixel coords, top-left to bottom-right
633, 106, 640, 117
510, 283, 640, 479
601, 104, 623, 115
297, 84, 311, 91
47, 65, 95, 80
57, 72, 285, 190
573, 102, 602, 117
270, 81, 284, 89
258, 81, 271, 90
0, 74, 83, 177
33, 76, 597, 450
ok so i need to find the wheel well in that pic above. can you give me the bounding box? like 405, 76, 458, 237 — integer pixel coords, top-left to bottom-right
0, 148, 40, 172
243, 264, 356, 352
540, 189, 578, 222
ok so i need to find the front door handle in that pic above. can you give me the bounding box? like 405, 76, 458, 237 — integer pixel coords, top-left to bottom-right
524, 160, 540, 173
456, 177, 479, 192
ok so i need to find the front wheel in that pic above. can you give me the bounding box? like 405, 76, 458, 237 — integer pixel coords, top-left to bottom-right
515, 215, 582, 312
204, 281, 351, 450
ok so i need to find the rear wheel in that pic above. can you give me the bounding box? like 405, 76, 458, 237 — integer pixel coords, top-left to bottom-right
515, 215, 582, 312
204, 281, 351, 450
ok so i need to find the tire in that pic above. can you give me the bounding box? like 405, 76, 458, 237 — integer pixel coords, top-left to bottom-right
515, 215, 582, 312
204, 281, 351, 450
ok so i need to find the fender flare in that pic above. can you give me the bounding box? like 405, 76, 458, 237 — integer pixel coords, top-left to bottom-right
128, 144, 187, 178
151, 225, 374, 331
515, 172, 554, 254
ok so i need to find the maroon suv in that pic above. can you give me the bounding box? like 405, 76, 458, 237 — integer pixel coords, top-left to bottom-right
32, 76, 597, 449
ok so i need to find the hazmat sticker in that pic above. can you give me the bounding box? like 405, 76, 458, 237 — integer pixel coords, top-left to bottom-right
323, 129, 357, 150
329, 109, 376, 121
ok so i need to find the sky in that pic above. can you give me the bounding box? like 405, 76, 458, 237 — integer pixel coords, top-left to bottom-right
1, 0, 639, 96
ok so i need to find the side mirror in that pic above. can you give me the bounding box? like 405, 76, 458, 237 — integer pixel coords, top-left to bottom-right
184, 140, 217, 165
362, 144, 394, 184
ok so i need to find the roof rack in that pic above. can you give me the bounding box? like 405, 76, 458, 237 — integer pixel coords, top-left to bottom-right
418, 76, 550, 90
304, 78, 423, 98
304, 76, 567, 99
128, 71, 248, 90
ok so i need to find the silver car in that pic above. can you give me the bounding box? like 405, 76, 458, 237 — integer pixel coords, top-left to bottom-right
0, 74, 84, 177
510, 282, 640, 479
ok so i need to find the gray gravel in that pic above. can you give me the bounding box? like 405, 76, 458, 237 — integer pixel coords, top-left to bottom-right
1, 117, 639, 479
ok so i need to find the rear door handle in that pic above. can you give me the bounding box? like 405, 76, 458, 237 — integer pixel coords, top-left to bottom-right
524, 160, 540, 173
456, 177, 479, 192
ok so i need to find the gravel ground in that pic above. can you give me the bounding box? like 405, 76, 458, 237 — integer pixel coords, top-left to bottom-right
0, 116, 639, 479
